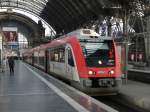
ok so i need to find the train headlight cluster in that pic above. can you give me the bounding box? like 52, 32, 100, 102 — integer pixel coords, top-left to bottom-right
88, 70, 95, 75
109, 70, 115, 75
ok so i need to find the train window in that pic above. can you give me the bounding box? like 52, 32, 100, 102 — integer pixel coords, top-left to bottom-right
85, 43, 109, 50
50, 47, 65, 62
68, 49, 74, 66
81, 40, 115, 67
54, 53, 59, 61
50, 49, 55, 61
59, 48, 65, 62
34, 51, 39, 64
54, 49, 59, 62
39, 51, 45, 66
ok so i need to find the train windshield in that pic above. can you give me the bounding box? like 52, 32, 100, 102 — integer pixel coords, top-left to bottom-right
81, 40, 115, 67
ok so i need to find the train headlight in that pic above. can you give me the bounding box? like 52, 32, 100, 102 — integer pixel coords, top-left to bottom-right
88, 70, 95, 75
109, 70, 115, 75
98, 60, 102, 65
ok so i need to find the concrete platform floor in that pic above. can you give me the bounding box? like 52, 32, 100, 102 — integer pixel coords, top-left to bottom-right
119, 80, 150, 111
0, 61, 76, 112
0, 61, 117, 112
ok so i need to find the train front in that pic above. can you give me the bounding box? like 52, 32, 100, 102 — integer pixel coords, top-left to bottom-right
75, 30, 122, 95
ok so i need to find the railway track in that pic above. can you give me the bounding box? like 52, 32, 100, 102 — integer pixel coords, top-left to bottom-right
94, 95, 148, 112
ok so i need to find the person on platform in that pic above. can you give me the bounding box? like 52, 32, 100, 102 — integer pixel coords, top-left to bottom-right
8, 56, 15, 73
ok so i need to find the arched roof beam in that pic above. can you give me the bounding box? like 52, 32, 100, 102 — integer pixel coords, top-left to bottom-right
0, 6, 40, 16
0, 1, 43, 11
0, 0, 48, 16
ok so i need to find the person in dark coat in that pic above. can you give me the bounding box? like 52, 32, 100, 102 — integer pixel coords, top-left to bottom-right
8, 56, 15, 73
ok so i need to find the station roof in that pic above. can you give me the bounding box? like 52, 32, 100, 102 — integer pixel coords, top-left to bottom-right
0, 0, 48, 16
0, 0, 149, 33
41, 0, 124, 33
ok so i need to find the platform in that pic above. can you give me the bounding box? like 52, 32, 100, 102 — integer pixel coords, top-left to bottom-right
118, 81, 150, 112
128, 65, 150, 84
0, 61, 117, 112
128, 64, 150, 73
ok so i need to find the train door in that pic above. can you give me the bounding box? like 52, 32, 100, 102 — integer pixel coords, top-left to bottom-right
65, 47, 75, 80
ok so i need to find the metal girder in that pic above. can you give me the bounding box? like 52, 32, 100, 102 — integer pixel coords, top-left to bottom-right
0, 1, 43, 11
0, 5, 41, 16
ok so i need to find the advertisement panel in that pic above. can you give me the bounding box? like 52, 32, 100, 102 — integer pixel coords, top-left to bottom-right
2, 27, 18, 46
3, 31, 18, 43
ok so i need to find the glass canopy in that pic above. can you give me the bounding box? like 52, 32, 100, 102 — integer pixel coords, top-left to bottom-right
0, 0, 48, 16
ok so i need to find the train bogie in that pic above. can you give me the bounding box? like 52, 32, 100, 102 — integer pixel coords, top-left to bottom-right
71, 78, 121, 95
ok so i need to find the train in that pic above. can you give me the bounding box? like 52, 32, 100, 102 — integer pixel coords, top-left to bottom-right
23, 29, 122, 95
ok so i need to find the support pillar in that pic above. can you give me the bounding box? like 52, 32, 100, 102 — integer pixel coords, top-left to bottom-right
146, 16, 150, 66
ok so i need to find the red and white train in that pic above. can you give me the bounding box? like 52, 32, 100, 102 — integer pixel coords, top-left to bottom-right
23, 29, 122, 95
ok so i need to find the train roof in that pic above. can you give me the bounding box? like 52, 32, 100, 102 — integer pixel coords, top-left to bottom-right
53, 29, 113, 41
67, 29, 99, 37
66, 29, 113, 40
23, 29, 114, 54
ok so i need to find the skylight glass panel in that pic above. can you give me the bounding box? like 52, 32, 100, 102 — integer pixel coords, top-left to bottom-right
0, 0, 48, 16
